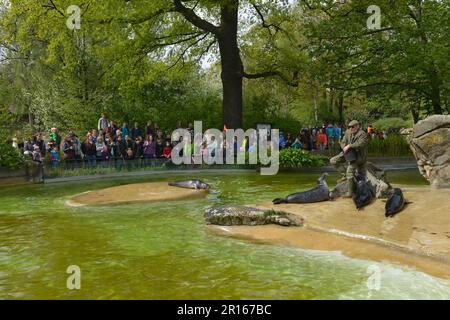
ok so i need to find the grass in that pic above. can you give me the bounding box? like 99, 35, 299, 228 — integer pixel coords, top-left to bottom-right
322, 135, 413, 158
367, 135, 412, 157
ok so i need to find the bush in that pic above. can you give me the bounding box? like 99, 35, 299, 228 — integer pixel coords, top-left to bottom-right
364, 97, 410, 120
345, 109, 375, 129
373, 117, 412, 132
367, 135, 412, 157
0, 142, 24, 170
279, 148, 328, 168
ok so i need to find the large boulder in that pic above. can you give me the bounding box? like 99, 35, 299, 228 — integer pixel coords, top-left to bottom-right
330, 162, 392, 199
407, 115, 450, 188
204, 205, 303, 227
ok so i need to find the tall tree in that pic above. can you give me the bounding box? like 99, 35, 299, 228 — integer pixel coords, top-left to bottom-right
125, 0, 294, 128
173, 0, 244, 128
303, 0, 449, 119
3, 0, 294, 129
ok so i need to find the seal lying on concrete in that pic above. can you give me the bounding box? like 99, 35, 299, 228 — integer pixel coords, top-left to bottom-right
352, 173, 374, 210
272, 173, 330, 205
385, 188, 409, 217
168, 180, 210, 190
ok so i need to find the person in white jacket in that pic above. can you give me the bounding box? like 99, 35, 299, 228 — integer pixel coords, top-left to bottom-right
98, 113, 108, 134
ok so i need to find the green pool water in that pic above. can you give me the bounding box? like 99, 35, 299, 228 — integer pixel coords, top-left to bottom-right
1, 170, 449, 300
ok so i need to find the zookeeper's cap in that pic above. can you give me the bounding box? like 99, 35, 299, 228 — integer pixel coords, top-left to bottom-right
348, 120, 359, 127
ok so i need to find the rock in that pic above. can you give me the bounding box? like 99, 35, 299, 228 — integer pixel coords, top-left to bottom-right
407, 115, 450, 188
400, 128, 413, 135
330, 162, 392, 199
204, 205, 303, 227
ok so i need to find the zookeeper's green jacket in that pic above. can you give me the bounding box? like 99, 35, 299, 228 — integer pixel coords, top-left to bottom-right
340, 128, 368, 164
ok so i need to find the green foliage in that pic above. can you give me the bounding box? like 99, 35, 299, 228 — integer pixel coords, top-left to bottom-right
363, 96, 411, 120
108, 66, 223, 131
367, 135, 412, 157
373, 118, 412, 131
0, 142, 24, 170
278, 148, 328, 168
316, 100, 340, 124
344, 109, 375, 129
0, 0, 448, 142
304, 0, 449, 116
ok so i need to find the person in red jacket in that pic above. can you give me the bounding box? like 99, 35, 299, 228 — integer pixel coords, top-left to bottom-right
163, 141, 172, 159
317, 128, 328, 151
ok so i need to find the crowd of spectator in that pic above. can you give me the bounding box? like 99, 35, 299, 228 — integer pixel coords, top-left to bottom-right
18, 114, 179, 168
11, 114, 387, 169
279, 124, 343, 152
279, 123, 386, 153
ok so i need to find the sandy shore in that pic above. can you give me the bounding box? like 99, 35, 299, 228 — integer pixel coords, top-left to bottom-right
66, 182, 208, 206
208, 187, 450, 279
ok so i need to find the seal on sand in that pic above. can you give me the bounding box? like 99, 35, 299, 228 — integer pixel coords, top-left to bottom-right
272, 173, 330, 205
168, 180, 210, 190
385, 188, 409, 217
352, 173, 374, 210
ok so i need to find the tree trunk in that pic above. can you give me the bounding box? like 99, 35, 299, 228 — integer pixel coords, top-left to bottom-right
411, 3, 443, 115
28, 108, 33, 129
218, 1, 243, 129
313, 87, 318, 124
430, 73, 443, 115
410, 99, 420, 124
336, 91, 344, 124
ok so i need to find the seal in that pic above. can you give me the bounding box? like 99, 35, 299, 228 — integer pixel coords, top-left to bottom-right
352, 173, 374, 210
272, 173, 330, 205
385, 188, 409, 217
168, 180, 210, 190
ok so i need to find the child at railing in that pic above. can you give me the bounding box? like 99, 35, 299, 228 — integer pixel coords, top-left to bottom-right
32, 145, 43, 164
163, 141, 172, 159
49, 146, 60, 167
101, 144, 110, 167
156, 138, 164, 158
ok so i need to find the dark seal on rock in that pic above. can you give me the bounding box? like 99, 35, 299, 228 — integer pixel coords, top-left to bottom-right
385, 188, 409, 217
204, 205, 303, 227
352, 173, 374, 210
272, 173, 330, 205
168, 180, 209, 190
